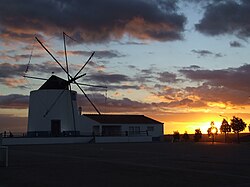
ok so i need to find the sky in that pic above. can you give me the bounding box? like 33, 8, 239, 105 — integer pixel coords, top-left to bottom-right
1, 0, 250, 134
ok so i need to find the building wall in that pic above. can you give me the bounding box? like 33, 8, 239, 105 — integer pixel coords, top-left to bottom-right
77, 115, 99, 135
77, 118, 163, 138
120, 123, 163, 138
77, 118, 163, 137
28, 90, 78, 134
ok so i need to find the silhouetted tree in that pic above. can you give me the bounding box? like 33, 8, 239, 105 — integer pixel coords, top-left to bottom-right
207, 121, 218, 144
194, 129, 202, 142
182, 131, 190, 142
230, 116, 246, 143
172, 131, 180, 142
220, 118, 231, 143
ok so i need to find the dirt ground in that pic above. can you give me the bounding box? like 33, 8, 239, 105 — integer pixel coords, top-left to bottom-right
1, 142, 250, 187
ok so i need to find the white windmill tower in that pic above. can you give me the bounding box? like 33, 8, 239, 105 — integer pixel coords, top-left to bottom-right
25, 33, 106, 137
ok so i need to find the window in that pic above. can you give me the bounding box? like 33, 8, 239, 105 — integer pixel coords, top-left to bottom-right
147, 126, 154, 131
129, 126, 140, 135
129, 126, 134, 133
134, 126, 140, 134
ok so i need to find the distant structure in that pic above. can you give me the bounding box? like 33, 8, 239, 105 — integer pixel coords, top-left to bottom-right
25, 33, 163, 142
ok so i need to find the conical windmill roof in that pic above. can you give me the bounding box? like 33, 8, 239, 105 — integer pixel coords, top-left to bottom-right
39, 75, 68, 90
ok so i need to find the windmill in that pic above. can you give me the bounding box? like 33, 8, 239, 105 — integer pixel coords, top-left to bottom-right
25, 33, 107, 137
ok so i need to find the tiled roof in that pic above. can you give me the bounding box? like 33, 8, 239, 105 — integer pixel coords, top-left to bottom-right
84, 114, 163, 125
39, 75, 68, 90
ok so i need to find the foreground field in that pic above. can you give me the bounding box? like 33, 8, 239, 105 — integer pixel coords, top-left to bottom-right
1, 142, 250, 187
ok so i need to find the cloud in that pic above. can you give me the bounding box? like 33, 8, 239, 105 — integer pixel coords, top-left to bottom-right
134, 69, 155, 83
0, 114, 27, 132
0, 62, 69, 79
0, 52, 43, 62
185, 84, 249, 106
165, 98, 206, 108
0, 94, 29, 109
195, 1, 250, 38
0, 63, 27, 78
230, 41, 244, 48
157, 71, 180, 83
119, 41, 147, 45
0, 0, 186, 43
77, 93, 154, 114
179, 64, 250, 105
191, 49, 223, 58
182, 65, 201, 70
85, 73, 131, 84
180, 64, 250, 91
0, 62, 69, 87
58, 50, 126, 59
0, 78, 27, 88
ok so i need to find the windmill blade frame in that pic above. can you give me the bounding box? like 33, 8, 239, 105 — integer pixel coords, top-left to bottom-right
35, 36, 73, 80
74, 51, 95, 79
33, 34, 105, 117
75, 81, 101, 115
23, 75, 48, 81
63, 32, 77, 132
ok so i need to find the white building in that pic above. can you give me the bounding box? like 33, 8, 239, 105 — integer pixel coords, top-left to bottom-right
78, 114, 163, 141
27, 75, 164, 141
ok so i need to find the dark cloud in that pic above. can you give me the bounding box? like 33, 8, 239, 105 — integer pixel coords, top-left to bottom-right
185, 84, 249, 106
12, 54, 43, 62
184, 0, 224, 4
192, 49, 212, 56
0, 94, 29, 109
182, 65, 201, 70
0, 62, 67, 87
141, 69, 154, 74
127, 65, 137, 69
0, 61, 77, 78
86, 73, 131, 84
166, 98, 203, 108
179, 64, 250, 105
58, 50, 126, 59
153, 85, 208, 108
0, 0, 186, 43
0, 62, 63, 78
180, 64, 250, 91
154, 85, 182, 100
0, 50, 43, 62
0, 63, 27, 78
133, 68, 156, 83
230, 41, 244, 48
191, 49, 223, 58
77, 93, 155, 114
195, 1, 250, 38
119, 41, 147, 45
108, 85, 140, 91
157, 71, 179, 83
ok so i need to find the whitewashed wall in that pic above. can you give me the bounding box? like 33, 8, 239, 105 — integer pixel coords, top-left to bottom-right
28, 90, 78, 133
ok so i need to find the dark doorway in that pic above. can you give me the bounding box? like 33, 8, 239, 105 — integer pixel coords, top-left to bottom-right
51, 120, 61, 137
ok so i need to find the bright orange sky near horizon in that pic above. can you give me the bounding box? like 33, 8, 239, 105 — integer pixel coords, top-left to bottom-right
160, 113, 250, 135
